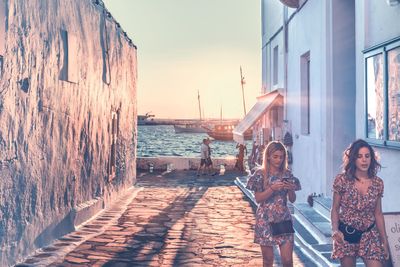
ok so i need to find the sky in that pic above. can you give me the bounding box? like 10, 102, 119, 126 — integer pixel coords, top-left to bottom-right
102, 0, 261, 120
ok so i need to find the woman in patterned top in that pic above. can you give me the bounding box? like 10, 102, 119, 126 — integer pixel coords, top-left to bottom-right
246, 141, 301, 267
331, 139, 390, 266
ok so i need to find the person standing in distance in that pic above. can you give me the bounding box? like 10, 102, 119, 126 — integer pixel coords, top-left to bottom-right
196, 139, 209, 176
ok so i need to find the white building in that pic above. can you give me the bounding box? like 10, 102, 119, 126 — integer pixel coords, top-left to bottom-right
235, 0, 400, 211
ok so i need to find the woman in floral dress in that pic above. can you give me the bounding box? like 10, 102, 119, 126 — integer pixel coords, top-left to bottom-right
246, 141, 301, 267
331, 139, 390, 266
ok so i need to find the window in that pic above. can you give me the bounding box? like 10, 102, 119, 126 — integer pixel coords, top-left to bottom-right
300, 51, 310, 135
388, 46, 400, 142
273, 45, 279, 85
366, 54, 384, 140
108, 110, 119, 181
59, 30, 79, 83
365, 39, 400, 147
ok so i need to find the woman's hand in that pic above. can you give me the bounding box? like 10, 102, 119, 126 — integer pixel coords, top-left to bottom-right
283, 181, 296, 191
382, 240, 390, 260
332, 230, 344, 244
270, 181, 287, 191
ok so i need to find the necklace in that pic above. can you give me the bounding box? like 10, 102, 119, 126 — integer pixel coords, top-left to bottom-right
356, 178, 370, 185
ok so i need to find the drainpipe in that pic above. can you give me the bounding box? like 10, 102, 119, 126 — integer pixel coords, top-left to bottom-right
283, 6, 288, 120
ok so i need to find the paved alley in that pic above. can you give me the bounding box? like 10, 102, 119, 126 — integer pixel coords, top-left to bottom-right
17, 171, 316, 267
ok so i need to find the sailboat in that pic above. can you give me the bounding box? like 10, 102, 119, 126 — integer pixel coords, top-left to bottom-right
204, 66, 252, 141
173, 90, 207, 133
204, 120, 252, 141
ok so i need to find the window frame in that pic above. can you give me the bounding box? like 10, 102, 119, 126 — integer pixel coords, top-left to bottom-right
300, 51, 310, 135
273, 45, 279, 86
364, 38, 400, 149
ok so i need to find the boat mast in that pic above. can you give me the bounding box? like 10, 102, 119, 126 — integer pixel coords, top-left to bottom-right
240, 66, 247, 117
220, 105, 222, 122
197, 90, 202, 121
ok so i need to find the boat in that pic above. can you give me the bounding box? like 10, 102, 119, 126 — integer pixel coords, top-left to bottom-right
137, 112, 155, 125
174, 91, 208, 133
205, 124, 252, 141
173, 123, 207, 133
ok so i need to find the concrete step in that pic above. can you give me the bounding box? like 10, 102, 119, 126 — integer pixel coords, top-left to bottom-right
292, 218, 338, 267
293, 203, 332, 244
312, 196, 332, 220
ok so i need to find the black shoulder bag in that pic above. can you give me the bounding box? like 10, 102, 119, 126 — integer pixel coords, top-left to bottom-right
338, 221, 375, 244
270, 220, 295, 236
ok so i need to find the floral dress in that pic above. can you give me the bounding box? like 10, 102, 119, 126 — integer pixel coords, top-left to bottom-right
246, 169, 301, 246
332, 173, 385, 261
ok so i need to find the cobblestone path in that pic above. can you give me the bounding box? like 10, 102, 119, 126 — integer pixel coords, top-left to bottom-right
18, 171, 316, 267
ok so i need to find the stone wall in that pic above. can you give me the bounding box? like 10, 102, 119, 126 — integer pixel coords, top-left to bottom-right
0, 1, 137, 265
137, 156, 238, 172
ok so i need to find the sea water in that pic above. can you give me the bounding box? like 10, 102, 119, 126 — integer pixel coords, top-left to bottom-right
137, 125, 253, 158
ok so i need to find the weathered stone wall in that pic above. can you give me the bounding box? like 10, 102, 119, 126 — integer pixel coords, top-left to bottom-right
0, 0, 137, 265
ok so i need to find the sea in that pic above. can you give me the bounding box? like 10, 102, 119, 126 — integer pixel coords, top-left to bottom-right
137, 125, 253, 158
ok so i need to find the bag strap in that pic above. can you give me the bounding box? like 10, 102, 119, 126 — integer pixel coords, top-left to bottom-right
365, 222, 375, 232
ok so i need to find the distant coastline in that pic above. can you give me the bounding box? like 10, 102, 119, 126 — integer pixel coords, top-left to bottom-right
137, 116, 241, 126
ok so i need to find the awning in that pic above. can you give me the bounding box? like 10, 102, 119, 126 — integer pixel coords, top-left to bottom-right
233, 90, 283, 144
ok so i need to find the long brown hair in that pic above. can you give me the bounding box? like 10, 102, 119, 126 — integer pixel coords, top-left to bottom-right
262, 141, 289, 188
342, 139, 381, 180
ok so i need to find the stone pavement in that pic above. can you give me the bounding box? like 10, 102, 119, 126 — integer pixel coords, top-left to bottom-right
16, 170, 317, 267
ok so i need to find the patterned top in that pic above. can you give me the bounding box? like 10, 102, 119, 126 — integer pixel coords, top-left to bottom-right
246, 168, 301, 246
332, 173, 385, 261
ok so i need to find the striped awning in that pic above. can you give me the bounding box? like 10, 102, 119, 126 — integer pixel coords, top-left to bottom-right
233, 90, 283, 144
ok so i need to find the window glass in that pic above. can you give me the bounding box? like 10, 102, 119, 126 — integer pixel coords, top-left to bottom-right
388, 46, 400, 142
366, 54, 384, 139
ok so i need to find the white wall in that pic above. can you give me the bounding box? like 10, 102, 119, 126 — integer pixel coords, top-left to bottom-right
262, 0, 283, 40
355, 0, 400, 212
327, 0, 356, 195
286, 0, 326, 201
262, 0, 356, 202
262, 0, 284, 92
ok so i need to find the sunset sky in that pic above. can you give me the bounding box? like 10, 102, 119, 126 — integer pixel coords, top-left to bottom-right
103, 0, 261, 119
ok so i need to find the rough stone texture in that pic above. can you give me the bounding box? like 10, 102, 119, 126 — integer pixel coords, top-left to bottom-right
18, 170, 317, 267
0, 1, 137, 266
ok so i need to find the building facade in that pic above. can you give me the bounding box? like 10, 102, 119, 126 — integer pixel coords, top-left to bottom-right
260, 0, 400, 210
0, 0, 138, 266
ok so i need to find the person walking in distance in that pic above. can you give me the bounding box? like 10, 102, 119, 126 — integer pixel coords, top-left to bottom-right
246, 141, 301, 267
331, 139, 389, 266
235, 143, 247, 172
205, 138, 217, 176
196, 139, 209, 176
